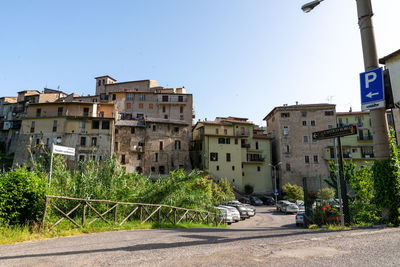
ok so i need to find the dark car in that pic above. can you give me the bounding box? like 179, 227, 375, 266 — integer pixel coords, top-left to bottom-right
258, 196, 276, 205
250, 196, 263, 206
238, 197, 250, 204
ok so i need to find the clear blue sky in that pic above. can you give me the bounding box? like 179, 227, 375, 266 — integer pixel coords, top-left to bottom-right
0, 0, 399, 126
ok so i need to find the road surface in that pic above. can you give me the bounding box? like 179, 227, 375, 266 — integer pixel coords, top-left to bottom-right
1, 206, 399, 266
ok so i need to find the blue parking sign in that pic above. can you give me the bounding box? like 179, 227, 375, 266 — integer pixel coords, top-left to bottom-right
360, 68, 385, 111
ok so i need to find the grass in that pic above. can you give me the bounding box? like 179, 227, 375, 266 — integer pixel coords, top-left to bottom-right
325, 224, 347, 230
0, 220, 226, 245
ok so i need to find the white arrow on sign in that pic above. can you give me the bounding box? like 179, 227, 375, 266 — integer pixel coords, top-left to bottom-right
366, 92, 379, 98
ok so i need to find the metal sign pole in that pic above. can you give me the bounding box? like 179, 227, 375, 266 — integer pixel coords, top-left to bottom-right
49, 144, 54, 186
333, 138, 344, 226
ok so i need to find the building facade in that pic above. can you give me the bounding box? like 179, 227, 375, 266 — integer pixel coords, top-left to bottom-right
264, 104, 336, 191
192, 117, 272, 193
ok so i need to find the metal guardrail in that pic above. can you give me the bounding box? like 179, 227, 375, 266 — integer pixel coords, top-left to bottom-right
41, 195, 223, 230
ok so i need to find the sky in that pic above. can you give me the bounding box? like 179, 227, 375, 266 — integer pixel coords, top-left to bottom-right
0, 0, 399, 126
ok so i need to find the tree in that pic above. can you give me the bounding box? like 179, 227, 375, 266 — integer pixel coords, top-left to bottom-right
317, 187, 335, 201
282, 183, 304, 201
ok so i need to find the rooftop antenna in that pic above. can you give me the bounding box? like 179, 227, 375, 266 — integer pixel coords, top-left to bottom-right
326, 96, 334, 104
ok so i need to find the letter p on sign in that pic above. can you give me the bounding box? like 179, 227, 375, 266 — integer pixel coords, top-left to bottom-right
365, 72, 377, 89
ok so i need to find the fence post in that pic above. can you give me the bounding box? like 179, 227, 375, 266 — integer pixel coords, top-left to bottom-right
174, 208, 177, 224
158, 206, 161, 224
41, 196, 49, 229
114, 203, 118, 224
140, 205, 143, 222
82, 201, 87, 226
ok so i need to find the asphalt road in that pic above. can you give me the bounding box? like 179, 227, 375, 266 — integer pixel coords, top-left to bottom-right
1, 206, 400, 266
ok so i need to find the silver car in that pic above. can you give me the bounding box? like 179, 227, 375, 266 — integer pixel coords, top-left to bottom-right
284, 203, 299, 214
215, 207, 234, 224
220, 205, 240, 222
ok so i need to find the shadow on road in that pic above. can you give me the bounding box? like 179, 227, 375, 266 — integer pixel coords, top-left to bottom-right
0, 226, 370, 261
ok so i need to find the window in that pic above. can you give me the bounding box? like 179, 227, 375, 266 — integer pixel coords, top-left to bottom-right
216, 165, 219, 171
256, 141, 259, 150
226, 153, 231, 162
36, 138, 40, 145
52, 120, 57, 132
155, 153, 158, 162
257, 166, 261, 172
102, 121, 110, 129
232, 166, 235, 171
302, 121, 307, 126
159, 166, 165, 174
98, 80, 101, 86
314, 155, 318, 163
281, 112, 290, 118
216, 129, 219, 134
325, 110, 334, 116
180, 106, 184, 113
301, 111, 307, 117
58, 107, 63, 116
36, 108, 41, 117
115, 129, 118, 134
311, 120, 316, 126
80, 137, 86, 146
162, 95, 168, 102
160, 141, 163, 150
79, 155, 85, 162
303, 136, 308, 143
149, 103, 153, 109
178, 95, 184, 102
83, 108, 89, 116
30, 121, 35, 133
126, 103, 131, 109
174, 127, 179, 133
286, 163, 291, 171
175, 140, 181, 150
131, 127, 135, 134
99, 111, 104, 118
162, 106, 166, 113
283, 126, 288, 135
305, 156, 310, 163
164, 115, 168, 119
91, 137, 97, 146
114, 142, 118, 152
139, 103, 143, 109
121, 155, 126, 165
224, 129, 228, 135
127, 93, 134, 101
92, 120, 99, 129
235, 138, 238, 145
210, 152, 218, 161
151, 167, 155, 172
218, 138, 225, 144
226, 138, 230, 144
328, 125, 333, 129
112, 94, 116, 101
286, 145, 290, 153
153, 125, 156, 131
137, 154, 141, 160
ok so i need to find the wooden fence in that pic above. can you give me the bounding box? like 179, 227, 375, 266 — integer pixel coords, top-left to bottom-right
41, 195, 223, 230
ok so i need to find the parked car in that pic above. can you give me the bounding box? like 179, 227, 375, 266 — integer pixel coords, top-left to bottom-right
226, 204, 250, 220
258, 196, 275, 205
243, 204, 256, 216
283, 203, 299, 214
215, 207, 234, 224
295, 200, 305, 212
249, 196, 263, 206
238, 197, 251, 204
276, 200, 292, 212
295, 213, 304, 226
219, 205, 240, 222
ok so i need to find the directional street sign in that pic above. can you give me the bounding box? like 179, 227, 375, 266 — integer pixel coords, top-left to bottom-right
52, 144, 75, 156
312, 125, 357, 141
360, 67, 385, 111
274, 189, 279, 196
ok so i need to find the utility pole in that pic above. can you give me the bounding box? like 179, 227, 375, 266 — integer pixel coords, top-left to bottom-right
356, 0, 390, 159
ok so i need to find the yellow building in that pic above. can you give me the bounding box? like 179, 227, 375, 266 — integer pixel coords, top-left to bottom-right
192, 117, 272, 193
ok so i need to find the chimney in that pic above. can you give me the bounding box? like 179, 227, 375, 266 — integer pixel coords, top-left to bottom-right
349, 107, 352, 112
296, 101, 298, 105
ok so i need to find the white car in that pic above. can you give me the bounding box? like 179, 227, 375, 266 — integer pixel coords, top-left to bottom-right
215, 207, 234, 224
219, 205, 240, 222
283, 203, 299, 214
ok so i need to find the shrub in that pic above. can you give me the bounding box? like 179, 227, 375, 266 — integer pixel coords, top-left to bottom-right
244, 184, 254, 195
0, 167, 46, 225
283, 183, 304, 201
318, 187, 335, 201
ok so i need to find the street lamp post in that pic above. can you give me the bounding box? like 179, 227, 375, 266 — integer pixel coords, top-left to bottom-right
269, 162, 282, 204
301, 0, 390, 159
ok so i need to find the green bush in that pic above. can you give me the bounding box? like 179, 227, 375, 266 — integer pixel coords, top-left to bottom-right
283, 183, 303, 201
244, 184, 254, 195
317, 187, 335, 201
0, 167, 46, 225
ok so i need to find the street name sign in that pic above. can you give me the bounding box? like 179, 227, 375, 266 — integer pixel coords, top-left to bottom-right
52, 144, 75, 156
312, 125, 357, 141
360, 67, 385, 111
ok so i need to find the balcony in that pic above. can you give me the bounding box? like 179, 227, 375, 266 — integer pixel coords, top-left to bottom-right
157, 95, 187, 104
362, 153, 374, 159
131, 145, 143, 152
235, 131, 250, 137
358, 135, 373, 141
241, 143, 250, 148
244, 154, 264, 163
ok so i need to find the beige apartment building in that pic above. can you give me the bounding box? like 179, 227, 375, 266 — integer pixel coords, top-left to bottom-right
13, 102, 115, 167
192, 117, 272, 193
264, 103, 336, 191
94, 75, 193, 175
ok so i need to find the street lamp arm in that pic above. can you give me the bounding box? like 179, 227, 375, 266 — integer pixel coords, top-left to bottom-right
301, 0, 324, 13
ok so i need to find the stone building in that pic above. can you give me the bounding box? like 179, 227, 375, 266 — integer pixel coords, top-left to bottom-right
94, 75, 193, 175
192, 117, 272, 193
13, 102, 115, 167
264, 103, 336, 191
